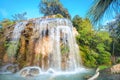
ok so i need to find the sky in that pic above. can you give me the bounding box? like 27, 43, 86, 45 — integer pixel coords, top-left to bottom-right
0, 0, 93, 20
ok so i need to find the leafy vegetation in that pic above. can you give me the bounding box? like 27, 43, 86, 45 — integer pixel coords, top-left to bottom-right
116, 57, 120, 63
98, 65, 109, 70
0, 19, 15, 30
39, 0, 71, 19
106, 14, 120, 64
61, 44, 69, 55
0, 0, 120, 69
86, 0, 120, 64
54, 14, 64, 18
6, 41, 20, 57
73, 15, 112, 67
87, 0, 120, 25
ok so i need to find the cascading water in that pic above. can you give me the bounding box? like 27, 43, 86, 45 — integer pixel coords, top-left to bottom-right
0, 18, 93, 80
6, 22, 28, 63
6, 18, 81, 71
39, 18, 81, 71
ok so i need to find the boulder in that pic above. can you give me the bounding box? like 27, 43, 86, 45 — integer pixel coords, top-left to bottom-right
19, 66, 41, 77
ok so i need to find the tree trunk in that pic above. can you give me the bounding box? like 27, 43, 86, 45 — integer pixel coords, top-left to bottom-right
112, 40, 116, 64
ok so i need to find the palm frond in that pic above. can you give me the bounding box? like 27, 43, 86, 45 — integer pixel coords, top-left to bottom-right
87, 0, 120, 25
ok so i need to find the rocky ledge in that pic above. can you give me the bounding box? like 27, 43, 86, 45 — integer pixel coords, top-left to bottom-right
97, 64, 120, 80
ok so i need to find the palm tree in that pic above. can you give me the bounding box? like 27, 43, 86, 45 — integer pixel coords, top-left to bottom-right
87, 0, 120, 64
87, 0, 120, 25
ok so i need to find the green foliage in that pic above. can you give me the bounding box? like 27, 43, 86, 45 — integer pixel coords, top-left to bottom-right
61, 44, 69, 54
107, 15, 120, 58
87, 0, 120, 25
0, 19, 15, 29
98, 65, 108, 70
114, 41, 120, 56
97, 51, 111, 65
80, 47, 98, 67
96, 43, 105, 52
4, 41, 9, 48
73, 15, 112, 68
72, 15, 82, 31
116, 57, 120, 63
55, 14, 64, 18
6, 41, 20, 57
39, 0, 71, 19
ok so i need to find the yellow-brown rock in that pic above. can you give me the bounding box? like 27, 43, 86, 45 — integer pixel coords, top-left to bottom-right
111, 64, 120, 73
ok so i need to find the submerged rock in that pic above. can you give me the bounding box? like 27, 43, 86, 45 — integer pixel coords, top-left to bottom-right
29, 68, 40, 75
19, 66, 41, 77
20, 69, 28, 77
0, 64, 19, 74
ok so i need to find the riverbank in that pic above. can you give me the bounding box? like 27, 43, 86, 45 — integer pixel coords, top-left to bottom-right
97, 64, 120, 80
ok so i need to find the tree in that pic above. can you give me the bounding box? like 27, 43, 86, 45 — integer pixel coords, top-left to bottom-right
106, 14, 120, 63
72, 15, 112, 67
12, 12, 27, 21
87, 0, 120, 65
87, 0, 120, 24
108, 14, 120, 39
39, 0, 71, 19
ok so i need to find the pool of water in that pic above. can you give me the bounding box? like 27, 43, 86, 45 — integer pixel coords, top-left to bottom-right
0, 68, 94, 80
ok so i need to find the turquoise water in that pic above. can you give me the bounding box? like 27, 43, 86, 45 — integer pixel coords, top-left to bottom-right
0, 69, 94, 80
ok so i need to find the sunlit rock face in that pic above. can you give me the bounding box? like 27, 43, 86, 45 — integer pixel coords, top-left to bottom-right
73, 27, 79, 36
3, 17, 81, 71
111, 64, 120, 73
0, 24, 14, 65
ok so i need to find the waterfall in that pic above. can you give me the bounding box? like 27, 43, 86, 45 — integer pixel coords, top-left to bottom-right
6, 18, 82, 72
6, 22, 28, 63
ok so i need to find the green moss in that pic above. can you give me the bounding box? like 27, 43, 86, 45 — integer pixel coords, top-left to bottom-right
98, 65, 109, 70
61, 44, 69, 54
6, 41, 20, 57
55, 14, 64, 18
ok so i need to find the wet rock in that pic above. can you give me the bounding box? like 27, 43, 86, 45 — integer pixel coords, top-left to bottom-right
26, 73, 34, 77
19, 66, 41, 77
29, 68, 40, 75
1, 17, 80, 71
73, 27, 79, 36
20, 69, 28, 77
0, 64, 19, 73
97, 64, 120, 80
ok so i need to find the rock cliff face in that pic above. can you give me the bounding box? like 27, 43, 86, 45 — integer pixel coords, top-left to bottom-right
1, 16, 80, 71
0, 24, 14, 65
